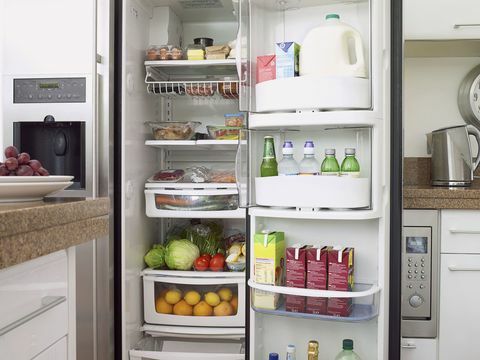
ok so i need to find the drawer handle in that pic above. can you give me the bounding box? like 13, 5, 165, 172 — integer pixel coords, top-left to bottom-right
454, 23, 480, 29
0, 295, 66, 336
401, 344, 417, 349
449, 229, 480, 235
448, 265, 480, 272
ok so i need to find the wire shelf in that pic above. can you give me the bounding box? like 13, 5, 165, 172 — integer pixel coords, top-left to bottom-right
146, 80, 240, 99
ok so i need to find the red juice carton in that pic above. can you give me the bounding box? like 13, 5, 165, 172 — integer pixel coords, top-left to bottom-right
327, 247, 354, 317
285, 244, 308, 313
306, 247, 329, 315
256, 55, 276, 84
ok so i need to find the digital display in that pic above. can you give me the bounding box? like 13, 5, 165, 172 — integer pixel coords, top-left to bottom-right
406, 237, 428, 254
38, 83, 59, 89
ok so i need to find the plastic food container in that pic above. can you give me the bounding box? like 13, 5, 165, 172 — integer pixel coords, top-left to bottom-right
146, 46, 161, 60
171, 46, 184, 60
224, 113, 245, 127
187, 44, 205, 60
146, 122, 201, 140
207, 126, 243, 140
148, 169, 185, 183
194, 37, 214, 48
154, 193, 238, 211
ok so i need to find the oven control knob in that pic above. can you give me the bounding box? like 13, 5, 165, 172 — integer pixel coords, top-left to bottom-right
409, 294, 423, 308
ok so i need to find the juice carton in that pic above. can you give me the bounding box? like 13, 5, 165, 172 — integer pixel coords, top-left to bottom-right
253, 231, 285, 310
327, 247, 354, 317
257, 55, 276, 84
285, 244, 308, 313
306, 247, 329, 315
275, 42, 300, 79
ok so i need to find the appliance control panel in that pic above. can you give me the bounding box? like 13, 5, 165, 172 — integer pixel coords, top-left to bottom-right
13, 77, 86, 103
402, 226, 432, 319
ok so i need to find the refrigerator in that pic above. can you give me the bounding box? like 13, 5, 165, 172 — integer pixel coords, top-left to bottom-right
116, 0, 402, 359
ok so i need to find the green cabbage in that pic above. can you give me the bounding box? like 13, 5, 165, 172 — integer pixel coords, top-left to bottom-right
164, 239, 200, 270
144, 244, 165, 269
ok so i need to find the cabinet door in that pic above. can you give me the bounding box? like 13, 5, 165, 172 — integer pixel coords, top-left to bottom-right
32, 337, 67, 360
405, 0, 480, 40
401, 338, 437, 360
439, 254, 480, 359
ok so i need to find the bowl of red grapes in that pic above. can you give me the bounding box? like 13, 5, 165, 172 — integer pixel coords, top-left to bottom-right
0, 146, 50, 177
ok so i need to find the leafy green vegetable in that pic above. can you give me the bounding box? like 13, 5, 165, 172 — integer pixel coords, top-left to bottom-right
164, 239, 200, 270
144, 244, 165, 269
185, 222, 224, 256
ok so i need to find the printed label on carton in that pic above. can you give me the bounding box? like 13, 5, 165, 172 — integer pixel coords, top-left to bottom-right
306, 247, 328, 290
328, 247, 354, 291
275, 42, 300, 79
327, 297, 353, 317
306, 297, 327, 315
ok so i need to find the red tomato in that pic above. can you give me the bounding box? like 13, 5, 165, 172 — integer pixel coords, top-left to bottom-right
194, 256, 209, 271
200, 254, 212, 263
209, 253, 225, 272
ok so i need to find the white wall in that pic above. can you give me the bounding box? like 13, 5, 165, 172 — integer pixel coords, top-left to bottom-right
404, 56, 480, 157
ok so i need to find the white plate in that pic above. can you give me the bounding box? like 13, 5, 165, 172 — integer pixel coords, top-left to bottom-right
0, 175, 74, 183
0, 182, 73, 203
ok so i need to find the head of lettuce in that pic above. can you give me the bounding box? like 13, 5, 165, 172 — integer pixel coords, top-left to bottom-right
164, 239, 200, 270
144, 244, 166, 269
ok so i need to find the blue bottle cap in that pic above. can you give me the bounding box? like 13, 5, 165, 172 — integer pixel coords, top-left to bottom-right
269, 353, 279, 360
283, 141, 294, 148
304, 141, 315, 148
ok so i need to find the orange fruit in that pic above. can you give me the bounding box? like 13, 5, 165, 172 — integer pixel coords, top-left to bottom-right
173, 300, 193, 316
213, 301, 234, 316
155, 296, 173, 314
193, 301, 213, 316
230, 295, 238, 314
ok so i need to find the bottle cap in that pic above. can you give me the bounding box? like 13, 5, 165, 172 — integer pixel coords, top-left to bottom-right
325, 148, 336, 155
342, 339, 354, 350
345, 148, 356, 155
264, 136, 273, 139
283, 141, 294, 155
304, 141, 315, 155
287, 344, 296, 353
269, 353, 279, 360
326, 13, 340, 20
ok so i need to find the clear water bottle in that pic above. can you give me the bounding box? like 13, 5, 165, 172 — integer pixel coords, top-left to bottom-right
335, 339, 361, 360
340, 148, 360, 177
299, 141, 320, 175
286, 344, 296, 360
278, 141, 300, 176
321, 148, 340, 175
269, 353, 279, 360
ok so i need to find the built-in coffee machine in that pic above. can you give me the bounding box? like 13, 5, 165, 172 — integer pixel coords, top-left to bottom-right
2, 76, 94, 197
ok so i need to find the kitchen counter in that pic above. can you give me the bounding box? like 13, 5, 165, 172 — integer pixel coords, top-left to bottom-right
0, 197, 109, 269
404, 182, 480, 209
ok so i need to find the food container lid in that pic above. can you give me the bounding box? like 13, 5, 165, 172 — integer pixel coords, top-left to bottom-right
224, 113, 245, 118
146, 121, 201, 129
206, 125, 243, 130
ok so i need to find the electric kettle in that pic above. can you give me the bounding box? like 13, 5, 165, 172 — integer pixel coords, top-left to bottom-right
427, 124, 480, 186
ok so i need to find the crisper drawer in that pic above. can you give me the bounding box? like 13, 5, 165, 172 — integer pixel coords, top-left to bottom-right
143, 272, 245, 328
0, 251, 68, 359
441, 210, 480, 254
145, 183, 244, 219
130, 336, 245, 360
255, 176, 370, 209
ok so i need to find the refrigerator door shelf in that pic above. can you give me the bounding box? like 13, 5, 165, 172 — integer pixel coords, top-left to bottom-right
255, 76, 370, 112
255, 176, 371, 209
143, 275, 246, 327
130, 336, 245, 360
248, 206, 381, 220
248, 281, 380, 323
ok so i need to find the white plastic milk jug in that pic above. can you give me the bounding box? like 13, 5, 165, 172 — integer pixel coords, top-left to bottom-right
300, 14, 366, 78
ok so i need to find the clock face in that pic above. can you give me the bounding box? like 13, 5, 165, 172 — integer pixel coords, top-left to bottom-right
470, 75, 480, 121
458, 65, 480, 127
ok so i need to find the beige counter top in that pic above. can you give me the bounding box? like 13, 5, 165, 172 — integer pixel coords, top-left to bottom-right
0, 198, 110, 269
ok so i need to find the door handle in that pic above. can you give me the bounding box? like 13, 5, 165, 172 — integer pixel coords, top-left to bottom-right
0, 296, 66, 336
453, 23, 480, 29
449, 229, 480, 234
448, 265, 480, 272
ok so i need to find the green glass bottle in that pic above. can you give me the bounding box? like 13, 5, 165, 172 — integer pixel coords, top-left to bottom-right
340, 148, 360, 177
261, 136, 278, 177
321, 148, 340, 175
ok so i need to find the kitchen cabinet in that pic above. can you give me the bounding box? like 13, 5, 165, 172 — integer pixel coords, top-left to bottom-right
0, 251, 69, 360
404, 0, 480, 40
439, 210, 480, 359
401, 338, 437, 360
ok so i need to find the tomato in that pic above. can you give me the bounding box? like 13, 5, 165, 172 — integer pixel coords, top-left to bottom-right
200, 254, 212, 263
194, 256, 209, 271
209, 253, 225, 272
